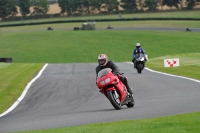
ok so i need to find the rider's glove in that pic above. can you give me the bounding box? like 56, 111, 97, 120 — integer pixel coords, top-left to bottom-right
113, 71, 120, 76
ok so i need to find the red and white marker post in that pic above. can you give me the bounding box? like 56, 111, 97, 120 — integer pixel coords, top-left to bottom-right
164, 58, 180, 67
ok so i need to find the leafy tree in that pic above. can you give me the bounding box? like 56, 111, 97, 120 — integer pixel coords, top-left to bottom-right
58, 0, 73, 15
120, 0, 137, 13
81, 0, 92, 14
0, 0, 17, 20
70, 0, 82, 14
145, 0, 158, 11
95, 0, 106, 12
137, 0, 145, 11
78, 0, 99, 14
89, 0, 100, 13
162, 0, 180, 9
18, 0, 31, 17
157, 0, 163, 10
186, 0, 195, 9
31, 0, 49, 15
106, 0, 119, 13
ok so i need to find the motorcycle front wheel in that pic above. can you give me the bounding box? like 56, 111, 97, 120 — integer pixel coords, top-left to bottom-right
137, 63, 144, 73
107, 90, 121, 110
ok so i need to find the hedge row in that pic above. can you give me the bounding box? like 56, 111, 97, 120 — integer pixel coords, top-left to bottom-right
0, 18, 200, 27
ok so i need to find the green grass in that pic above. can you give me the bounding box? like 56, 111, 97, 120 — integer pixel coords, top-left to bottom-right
1, 30, 200, 63
0, 63, 44, 113
14, 111, 200, 133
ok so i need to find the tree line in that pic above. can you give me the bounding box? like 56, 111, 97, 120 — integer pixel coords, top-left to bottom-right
0, 0, 200, 20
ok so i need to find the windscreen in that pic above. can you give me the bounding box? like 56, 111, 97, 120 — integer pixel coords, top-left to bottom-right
97, 68, 111, 78
136, 53, 144, 59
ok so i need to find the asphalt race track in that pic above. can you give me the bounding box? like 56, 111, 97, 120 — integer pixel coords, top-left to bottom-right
1, 27, 200, 33
0, 63, 200, 132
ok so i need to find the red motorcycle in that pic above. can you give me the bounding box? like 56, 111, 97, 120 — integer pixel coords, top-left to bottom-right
96, 68, 135, 110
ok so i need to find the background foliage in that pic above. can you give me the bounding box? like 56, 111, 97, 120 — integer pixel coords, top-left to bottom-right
1, 0, 200, 21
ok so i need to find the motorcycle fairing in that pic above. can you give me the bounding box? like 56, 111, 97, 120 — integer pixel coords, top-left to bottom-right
96, 68, 128, 104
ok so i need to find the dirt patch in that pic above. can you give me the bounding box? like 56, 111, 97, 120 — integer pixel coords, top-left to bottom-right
16, 3, 61, 16
47, 3, 61, 14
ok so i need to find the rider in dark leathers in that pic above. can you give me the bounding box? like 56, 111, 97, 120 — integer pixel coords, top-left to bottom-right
132, 43, 147, 68
96, 54, 133, 97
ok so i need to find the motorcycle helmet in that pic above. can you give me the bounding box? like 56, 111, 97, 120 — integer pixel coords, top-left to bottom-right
136, 43, 141, 48
98, 54, 108, 66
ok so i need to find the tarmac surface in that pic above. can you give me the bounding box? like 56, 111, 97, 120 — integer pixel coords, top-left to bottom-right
0, 63, 200, 132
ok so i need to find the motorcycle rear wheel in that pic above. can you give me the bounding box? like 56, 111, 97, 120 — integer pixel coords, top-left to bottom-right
107, 90, 121, 110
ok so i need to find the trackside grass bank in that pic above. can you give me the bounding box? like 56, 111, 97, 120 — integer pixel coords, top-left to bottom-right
0, 63, 44, 113
0, 30, 200, 63
14, 111, 200, 133
146, 53, 200, 80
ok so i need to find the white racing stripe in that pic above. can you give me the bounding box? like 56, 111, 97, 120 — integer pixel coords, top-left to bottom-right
126, 62, 200, 83
0, 63, 48, 118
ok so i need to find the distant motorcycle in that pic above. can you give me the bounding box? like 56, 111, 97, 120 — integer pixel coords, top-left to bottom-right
96, 68, 135, 110
107, 25, 113, 29
134, 53, 146, 73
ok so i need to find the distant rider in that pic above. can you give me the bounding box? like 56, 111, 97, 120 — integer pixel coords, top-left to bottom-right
96, 54, 133, 97
132, 43, 147, 68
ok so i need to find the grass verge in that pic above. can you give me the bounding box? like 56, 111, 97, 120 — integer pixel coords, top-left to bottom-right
14, 111, 200, 133
146, 53, 200, 80
0, 63, 44, 114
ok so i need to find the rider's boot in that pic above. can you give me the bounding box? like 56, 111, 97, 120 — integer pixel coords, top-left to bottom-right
128, 88, 133, 98
126, 86, 133, 98
120, 77, 133, 98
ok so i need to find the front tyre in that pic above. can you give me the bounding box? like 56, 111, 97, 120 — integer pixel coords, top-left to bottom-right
107, 90, 121, 110
137, 63, 143, 73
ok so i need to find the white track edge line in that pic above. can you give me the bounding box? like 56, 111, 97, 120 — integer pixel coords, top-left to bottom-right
126, 62, 200, 83
0, 63, 48, 118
